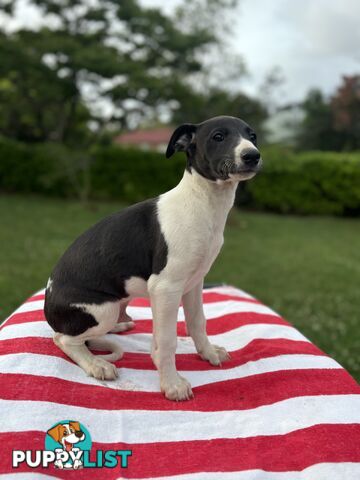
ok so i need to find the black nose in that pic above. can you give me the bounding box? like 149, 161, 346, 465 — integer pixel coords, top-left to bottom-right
241, 148, 260, 167
75, 431, 83, 438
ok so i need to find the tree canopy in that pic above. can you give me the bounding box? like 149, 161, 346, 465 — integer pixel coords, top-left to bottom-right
295, 75, 360, 151
0, 0, 268, 144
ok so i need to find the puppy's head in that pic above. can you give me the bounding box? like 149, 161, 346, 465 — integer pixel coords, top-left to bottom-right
166, 115, 262, 182
47, 421, 85, 450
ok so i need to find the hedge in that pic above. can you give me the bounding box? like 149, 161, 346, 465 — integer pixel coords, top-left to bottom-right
0, 139, 184, 203
0, 138, 359, 215
237, 145, 360, 215
91, 144, 184, 202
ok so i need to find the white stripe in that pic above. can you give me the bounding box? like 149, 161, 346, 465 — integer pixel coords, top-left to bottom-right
43, 285, 254, 298
0, 395, 359, 444
128, 300, 277, 320
132, 463, 360, 480
8, 299, 46, 315
26, 286, 255, 300
1, 286, 256, 326
2, 289, 46, 322
204, 285, 255, 299
8, 299, 278, 320
0, 352, 341, 391
0, 322, 307, 353
0, 464, 359, 480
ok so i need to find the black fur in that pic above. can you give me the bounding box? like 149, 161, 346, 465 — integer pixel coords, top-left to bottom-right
45, 198, 168, 336
166, 115, 260, 181
46, 115, 260, 338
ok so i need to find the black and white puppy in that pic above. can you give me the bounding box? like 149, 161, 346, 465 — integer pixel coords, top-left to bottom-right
45, 115, 262, 401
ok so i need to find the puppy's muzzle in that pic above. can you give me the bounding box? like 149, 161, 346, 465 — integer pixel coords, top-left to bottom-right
240, 148, 261, 168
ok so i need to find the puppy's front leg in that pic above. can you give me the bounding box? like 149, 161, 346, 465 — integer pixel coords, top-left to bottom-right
183, 281, 230, 366
150, 283, 193, 401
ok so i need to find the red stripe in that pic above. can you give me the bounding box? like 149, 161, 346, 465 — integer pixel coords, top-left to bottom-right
130, 292, 260, 307
0, 337, 323, 371
0, 311, 46, 329
24, 291, 259, 306
25, 293, 45, 303
0, 311, 288, 334
1, 369, 358, 412
1, 425, 359, 478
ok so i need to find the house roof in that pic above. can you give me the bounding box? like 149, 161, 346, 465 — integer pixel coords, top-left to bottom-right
114, 126, 174, 146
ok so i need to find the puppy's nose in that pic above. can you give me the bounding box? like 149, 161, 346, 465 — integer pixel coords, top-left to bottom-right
241, 148, 260, 167
75, 431, 83, 438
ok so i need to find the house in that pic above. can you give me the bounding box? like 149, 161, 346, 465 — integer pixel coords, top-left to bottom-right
114, 126, 174, 153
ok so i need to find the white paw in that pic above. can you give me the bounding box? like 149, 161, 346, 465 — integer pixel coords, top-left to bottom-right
73, 459, 83, 469
54, 460, 64, 469
199, 344, 231, 366
161, 374, 193, 401
110, 320, 135, 333
86, 357, 118, 380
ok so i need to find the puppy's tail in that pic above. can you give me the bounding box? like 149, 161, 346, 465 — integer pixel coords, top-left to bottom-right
87, 335, 123, 362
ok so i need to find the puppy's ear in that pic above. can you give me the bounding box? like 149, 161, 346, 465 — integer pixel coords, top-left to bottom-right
166, 123, 197, 158
47, 424, 63, 443
69, 421, 81, 431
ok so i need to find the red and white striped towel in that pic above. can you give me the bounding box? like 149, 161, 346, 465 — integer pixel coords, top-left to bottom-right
0, 285, 359, 479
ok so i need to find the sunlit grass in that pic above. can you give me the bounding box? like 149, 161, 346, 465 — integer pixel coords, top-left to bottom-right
1, 194, 359, 381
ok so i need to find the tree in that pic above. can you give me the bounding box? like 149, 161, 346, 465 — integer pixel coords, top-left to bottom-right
295, 89, 342, 151
295, 76, 360, 152
171, 87, 267, 137
331, 75, 360, 150
0, 0, 240, 144
0, 31, 90, 143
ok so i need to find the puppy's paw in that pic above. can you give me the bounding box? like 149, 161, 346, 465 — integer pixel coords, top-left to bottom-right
199, 344, 231, 366
111, 320, 135, 333
161, 374, 193, 401
54, 460, 64, 469
73, 459, 83, 470
87, 357, 118, 380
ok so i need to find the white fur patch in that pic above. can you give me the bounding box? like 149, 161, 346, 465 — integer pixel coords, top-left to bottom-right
234, 137, 259, 166
46, 277, 53, 293
69, 301, 120, 340
125, 276, 148, 297
150, 169, 236, 294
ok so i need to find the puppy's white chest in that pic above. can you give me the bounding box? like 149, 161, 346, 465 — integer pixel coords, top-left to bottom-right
192, 220, 224, 263
176, 217, 224, 291
155, 170, 236, 292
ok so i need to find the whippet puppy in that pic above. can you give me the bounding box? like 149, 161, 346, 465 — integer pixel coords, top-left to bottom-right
45, 115, 262, 401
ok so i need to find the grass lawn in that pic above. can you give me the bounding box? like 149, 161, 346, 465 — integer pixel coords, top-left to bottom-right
1, 194, 359, 382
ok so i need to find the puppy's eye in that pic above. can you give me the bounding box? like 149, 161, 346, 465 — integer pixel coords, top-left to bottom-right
249, 132, 257, 143
212, 132, 224, 142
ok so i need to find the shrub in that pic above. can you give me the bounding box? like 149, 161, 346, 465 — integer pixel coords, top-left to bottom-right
0, 138, 184, 202
90, 145, 184, 202
1, 138, 360, 215
237, 145, 360, 215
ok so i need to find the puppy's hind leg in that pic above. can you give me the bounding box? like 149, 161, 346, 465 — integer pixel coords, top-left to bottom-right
110, 300, 135, 333
87, 335, 123, 362
54, 333, 118, 380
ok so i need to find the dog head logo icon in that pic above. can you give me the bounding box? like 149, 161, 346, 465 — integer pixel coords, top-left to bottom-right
46, 420, 90, 470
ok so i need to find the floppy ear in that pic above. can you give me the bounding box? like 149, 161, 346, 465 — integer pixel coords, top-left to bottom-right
166, 123, 197, 158
69, 421, 81, 431
47, 424, 63, 443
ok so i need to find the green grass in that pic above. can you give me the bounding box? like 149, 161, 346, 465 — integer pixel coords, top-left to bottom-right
1, 194, 359, 382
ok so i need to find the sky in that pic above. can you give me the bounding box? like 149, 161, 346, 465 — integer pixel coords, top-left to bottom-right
2, 0, 360, 106
141, 0, 360, 104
